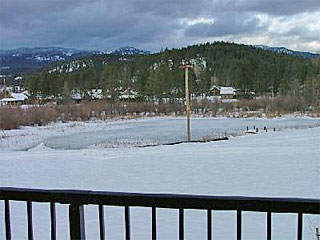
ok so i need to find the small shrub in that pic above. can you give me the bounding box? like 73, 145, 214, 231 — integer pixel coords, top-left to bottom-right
0, 107, 24, 130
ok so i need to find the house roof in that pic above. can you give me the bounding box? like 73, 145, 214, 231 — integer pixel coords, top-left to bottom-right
0, 98, 18, 102
70, 93, 83, 100
0, 93, 28, 102
220, 87, 236, 95
87, 89, 103, 99
10, 93, 28, 101
210, 85, 220, 90
119, 89, 139, 99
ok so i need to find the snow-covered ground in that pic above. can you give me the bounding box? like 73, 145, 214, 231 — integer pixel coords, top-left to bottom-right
0, 117, 319, 239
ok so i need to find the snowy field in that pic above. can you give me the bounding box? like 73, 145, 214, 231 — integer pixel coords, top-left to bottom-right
0, 117, 319, 239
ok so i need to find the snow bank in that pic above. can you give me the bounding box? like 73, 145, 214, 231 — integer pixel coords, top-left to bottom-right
0, 119, 134, 151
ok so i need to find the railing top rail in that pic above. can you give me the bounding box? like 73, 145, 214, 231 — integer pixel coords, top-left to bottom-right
0, 187, 319, 214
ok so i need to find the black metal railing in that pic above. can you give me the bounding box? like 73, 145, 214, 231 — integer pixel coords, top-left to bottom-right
1, 187, 319, 240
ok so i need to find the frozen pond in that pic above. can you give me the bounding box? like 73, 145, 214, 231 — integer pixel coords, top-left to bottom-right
43, 117, 320, 149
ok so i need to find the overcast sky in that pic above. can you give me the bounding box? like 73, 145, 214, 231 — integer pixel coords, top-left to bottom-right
1, 0, 320, 53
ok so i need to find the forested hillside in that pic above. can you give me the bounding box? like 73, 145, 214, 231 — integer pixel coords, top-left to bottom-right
26, 42, 320, 103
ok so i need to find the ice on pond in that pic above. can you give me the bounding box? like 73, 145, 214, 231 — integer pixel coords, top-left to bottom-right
43, 117, 320, 149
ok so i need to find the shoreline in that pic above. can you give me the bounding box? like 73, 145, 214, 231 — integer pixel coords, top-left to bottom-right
1, 116, 319, 151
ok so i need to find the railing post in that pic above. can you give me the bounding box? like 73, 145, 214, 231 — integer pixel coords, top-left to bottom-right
69, 203, 85, 240
237, 210, 242, 240
27, 201, 33, 240
99, 205, 105, 240
267, 212, 272, 240
179, 208, 184, 240
297, 213, 303, 240
50, 202, 56, 240
207, 208, 212, 240
125, 206, 131, 240
5, 200, 11, 240
152, 207, 157, 240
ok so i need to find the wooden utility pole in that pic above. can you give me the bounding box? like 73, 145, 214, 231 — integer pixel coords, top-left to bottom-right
4, 77, 7, 98
180, 65, 192, 142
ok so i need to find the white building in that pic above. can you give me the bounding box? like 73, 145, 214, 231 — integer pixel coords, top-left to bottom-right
220, 87, 237, 99
118, 89, 139, 100
87, 89, 103, 100
0, 92, 28, 106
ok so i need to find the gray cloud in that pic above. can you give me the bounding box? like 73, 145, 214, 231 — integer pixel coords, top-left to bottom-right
130, 0, 320, 17
234, 0, 320, 16
0, 0, 319, 52
284, 26, 320, 42
184, 12, 264, 38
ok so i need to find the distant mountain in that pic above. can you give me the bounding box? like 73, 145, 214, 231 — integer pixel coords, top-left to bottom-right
0, 47, 101, 74
25, 42, 320, 103
255, 45, 320, 59
111, 46, 151, 56
0, 47, 97, 56
0, 46, 150, 74
1, 44, 318, 74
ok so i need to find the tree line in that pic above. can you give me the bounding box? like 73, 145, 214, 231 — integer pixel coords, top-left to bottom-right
26, 42, 320, 104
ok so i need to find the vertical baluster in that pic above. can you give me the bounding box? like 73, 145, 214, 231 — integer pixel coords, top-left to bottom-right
179, 208, 184, 240
207, 208, 212, 240
50, 202, 56, 240
237, 210, 242, 240
27, 201, 33, 240
5, 200, 11, 240
69, 204, 85, 240
125, 206, 130, 240
297, 213, 303, 240
99, 205, 105, 240
267, 212, 271, 240
152, 207, 156, 240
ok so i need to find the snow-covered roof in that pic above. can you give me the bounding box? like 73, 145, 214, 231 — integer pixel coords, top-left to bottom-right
220, 87, 236, 95
0, 98, 18, 102
210, 85, 220, 90
87, 89, 103, 99
70, 89, 84, 100
10, 93, 28, 101
119, 95, 136, 100
119, 89, 139, 99
23, 90, 30, 96
70, 93, 83, 100
1, 93, 28, 102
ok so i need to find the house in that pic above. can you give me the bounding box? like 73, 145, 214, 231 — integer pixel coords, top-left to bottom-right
0, 92, 28, 106
70, 92, 84, 103
87, 89, 103, 100
220, 87, 237, 99
70, 89, 84, 103
235, 89, 256, 99
118, 89, 139, 100
210, 85, 220, 96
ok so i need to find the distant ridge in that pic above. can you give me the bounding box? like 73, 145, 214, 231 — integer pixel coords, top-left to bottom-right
1, 43, 318, 74
111, 46, 151, 55
0, 46, 150, 73
255, 45, 320, 59
8, 41, 320, 100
